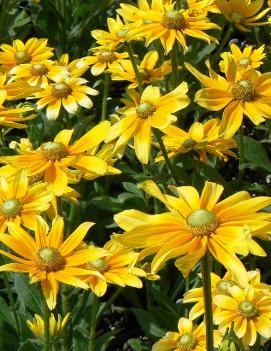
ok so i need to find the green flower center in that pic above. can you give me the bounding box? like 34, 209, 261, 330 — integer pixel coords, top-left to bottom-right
51, 82, 72, 99
177, 333, 198, 350
30, 63, 48, 76
36, 247, 65, 272
230, 11, 244, 24
216, 279, 236, 295
162, 10, 185, 30
186, 209, 217, 236
239, 58, 251, 67
15, 50, 32, 64
1, 199, 22, 216
239, 301, 258, 318
97, 51, 116, 64
41, 142, 68, 162
182, 138, 196, 149
87, 258, 109, 273
231, 80, 256, 101
137, 101, 156, 119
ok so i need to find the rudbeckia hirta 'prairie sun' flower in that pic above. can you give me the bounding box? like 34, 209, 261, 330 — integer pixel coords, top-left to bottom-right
27, 313, 70, 339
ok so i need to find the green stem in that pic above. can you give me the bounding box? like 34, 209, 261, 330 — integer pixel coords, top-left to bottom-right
125, 42, 143, 93
153, 129, 178, 185
170, 44, 179, 89
0, 128, 5, 147
238, 126, 244, 186
89, 294, 99, 351
57, 196, 62, 217
212, 26, 233, 65
101, 72, 111, 121
41, 289, 50, 351
201, 251, 214, 351
62, 289, 69, 351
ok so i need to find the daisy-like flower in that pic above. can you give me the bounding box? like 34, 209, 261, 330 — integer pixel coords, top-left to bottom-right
27, 313, 70, 339
0, 73, 42, 100
185, 59, 271, 138
91, 15, 142, 50
0, 122, 111, 196
119, 0, 220, 53
0, 38, 54, 72
157, 118, 236, 163
79, 48, 128, 76
219, 43, 266, 73
57, 54, 89, 78
0, 90, 35, 129
9, 60, 67, 88
152, 317, 222, 351
114, 180, 271, 286
110, 50, 172, 89
187, 0, 220, 16
105, 83, 190, 164
0, 170, 53, 233
0, 216, 97, 309
215, 0, 270, 32
214, 286, 271, 347
85, 240, 145, 297
34, 75, 98, 120
184, 270, 271, 320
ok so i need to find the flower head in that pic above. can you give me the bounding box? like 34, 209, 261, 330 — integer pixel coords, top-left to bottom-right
27, 313, 70, 339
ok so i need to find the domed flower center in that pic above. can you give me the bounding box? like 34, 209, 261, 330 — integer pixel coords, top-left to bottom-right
182, 138, 196, 149
41, 142, 68, 162
15, 51, 32, 64
87, 258, 109, 273
239, 301, 258, 318
162, 10, 185, 30
97, 51, 117, 64
139, 68, 150, 81
231, 80, 256, 101
216, 279, 236, 294
1, 199, 22, 216
239, 57, 251, 67
30, 63, 48, 76
230, 11, 244, 24
36, 247, 65, 272
177, 333, 198, 350
137, 101, 156, 119
116, 28, 129, 38
51, 83, 72, 99
186, 209, 217, 236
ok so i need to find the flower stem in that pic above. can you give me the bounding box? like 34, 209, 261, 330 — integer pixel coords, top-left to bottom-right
153, 129, 179, 185
0, 128, 5, 147
238, 125, 244, 186
101, 72, 111, 121
201, 251, 214, 351
89, 294, 99, 351
170, 44, 179, 89
41, 289, 50, 351
212, 26, 232, 65
125, 42, 143, 93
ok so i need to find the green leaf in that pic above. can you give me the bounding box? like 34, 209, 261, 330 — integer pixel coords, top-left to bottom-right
13, 275, 42, 313
131, 309, 165, 338
242, 136, 271, 172
94, 329, 120, 351
127, 338, 151, 351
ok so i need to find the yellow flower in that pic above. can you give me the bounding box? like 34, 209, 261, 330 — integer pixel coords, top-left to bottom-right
214, 286, 271, 347
0, 216, 97, 309
184, 269, 271, 320
0, 122, 111, 196
152, 317, 222, 351
27, 313, 70, 338
91, 15, 142, 49
187, 0, 220, 16
0, 170, 53, 233
0, 90, 35, 129
215, 0, 270, 31
34, 76, 98, 120
119, 0, 219, 53
0, 38, 54, 72
219, 43, 266, 73
79, 48, 128, 76
85, 240, 145, 297
57, 54, 89, 78
9, 60, 67, 88
185, 60, 271, 138
111, 50, 172, 89
105, 83, 190, 164
114, 180, 271, 286
157, 118, 236, 162
0, 73, 42, 100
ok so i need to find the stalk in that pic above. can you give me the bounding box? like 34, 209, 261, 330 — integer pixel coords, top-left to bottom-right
101, 72, 111, 121
125, 42, 143, 93
238, 125, 244, 186
212, 26, 232, 65
201, 251, 214, 350
0, 128, 5, 147
170, 44, 179, 89
89, 294, 99, 351
41, 290, 51, 351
